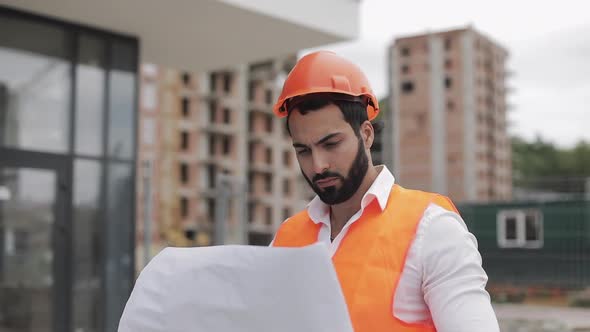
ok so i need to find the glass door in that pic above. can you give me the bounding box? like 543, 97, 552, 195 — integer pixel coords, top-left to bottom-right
0, 149, 68, 332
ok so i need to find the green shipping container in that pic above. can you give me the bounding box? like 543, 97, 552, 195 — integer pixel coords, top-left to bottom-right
457, 200, 590, 290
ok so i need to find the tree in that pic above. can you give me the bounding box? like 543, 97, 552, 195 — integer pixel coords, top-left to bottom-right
512, 136, 590, 193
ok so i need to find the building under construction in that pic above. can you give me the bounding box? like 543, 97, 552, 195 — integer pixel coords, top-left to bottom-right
384, 26, 512, 203
136, 56, 315, 262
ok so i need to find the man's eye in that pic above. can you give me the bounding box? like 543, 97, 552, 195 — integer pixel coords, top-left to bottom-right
296, 149, 310, 156
325, 141, 339, 148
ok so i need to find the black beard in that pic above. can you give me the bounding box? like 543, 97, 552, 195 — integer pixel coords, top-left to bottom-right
303, 138, 369, 205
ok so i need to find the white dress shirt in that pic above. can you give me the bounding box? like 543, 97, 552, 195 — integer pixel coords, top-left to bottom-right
274, 166, 499, 332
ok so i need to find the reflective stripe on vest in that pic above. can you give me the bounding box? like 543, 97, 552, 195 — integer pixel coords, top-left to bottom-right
272, 184, 459, 332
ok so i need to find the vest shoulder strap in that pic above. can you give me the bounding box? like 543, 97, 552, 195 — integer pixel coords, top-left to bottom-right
272, 209, 319, 247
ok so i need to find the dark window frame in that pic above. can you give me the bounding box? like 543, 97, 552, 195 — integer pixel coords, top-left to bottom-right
401, 81, 415, 94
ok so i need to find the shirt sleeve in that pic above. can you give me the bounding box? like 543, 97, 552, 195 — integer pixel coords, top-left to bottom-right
420, 205, 500, 332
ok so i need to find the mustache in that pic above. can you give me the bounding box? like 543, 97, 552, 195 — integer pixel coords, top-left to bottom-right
312, 171, 344, 183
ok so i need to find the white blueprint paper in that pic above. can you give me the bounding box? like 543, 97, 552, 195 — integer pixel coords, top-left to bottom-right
118, 243, 353, 332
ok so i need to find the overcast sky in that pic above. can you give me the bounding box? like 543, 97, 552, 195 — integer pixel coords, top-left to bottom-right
303, 0, 590, 147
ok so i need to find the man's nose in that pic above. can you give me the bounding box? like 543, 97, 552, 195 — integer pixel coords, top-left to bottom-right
311, 151, 329, 175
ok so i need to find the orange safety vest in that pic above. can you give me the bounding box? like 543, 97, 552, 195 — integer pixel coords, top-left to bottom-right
272, 184, 459, 332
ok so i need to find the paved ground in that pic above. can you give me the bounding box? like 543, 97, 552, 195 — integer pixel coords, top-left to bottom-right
494, 304, 590, 331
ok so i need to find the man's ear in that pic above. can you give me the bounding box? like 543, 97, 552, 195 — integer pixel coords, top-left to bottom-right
360, 121, 374, 149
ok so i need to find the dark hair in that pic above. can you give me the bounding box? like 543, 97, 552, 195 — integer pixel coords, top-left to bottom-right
285, 93, 383, 137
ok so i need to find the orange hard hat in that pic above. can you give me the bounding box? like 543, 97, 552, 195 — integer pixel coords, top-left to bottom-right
272, 51, 380, 120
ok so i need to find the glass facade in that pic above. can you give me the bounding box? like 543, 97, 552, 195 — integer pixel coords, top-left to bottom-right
0, 7, 138, 332
75, 34, 106, 157
0, 167, 57, 331
0, 15, 71, 153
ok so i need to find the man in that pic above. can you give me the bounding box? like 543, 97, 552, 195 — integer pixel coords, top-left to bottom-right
270, 51, 499, 332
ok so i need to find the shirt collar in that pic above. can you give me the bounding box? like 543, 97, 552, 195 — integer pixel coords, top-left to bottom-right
307, 165, 396, 225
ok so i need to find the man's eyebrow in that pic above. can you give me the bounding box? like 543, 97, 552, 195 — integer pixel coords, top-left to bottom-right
316, 133, 341, 145
292, 133, 342, 149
